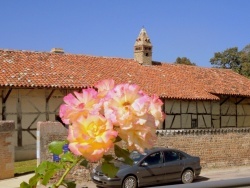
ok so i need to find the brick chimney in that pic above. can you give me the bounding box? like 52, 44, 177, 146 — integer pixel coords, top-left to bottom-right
50, 48, 64, 54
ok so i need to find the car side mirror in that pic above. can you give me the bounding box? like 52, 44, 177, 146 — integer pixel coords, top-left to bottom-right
141, 162, 148, 167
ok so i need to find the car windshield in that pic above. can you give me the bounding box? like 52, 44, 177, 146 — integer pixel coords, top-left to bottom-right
130, 151, 147, 163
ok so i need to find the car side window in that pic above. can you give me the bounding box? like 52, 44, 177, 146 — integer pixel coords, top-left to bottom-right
143, 152, 163, 166
178, 152, 186, 160
164, 151, 179, 162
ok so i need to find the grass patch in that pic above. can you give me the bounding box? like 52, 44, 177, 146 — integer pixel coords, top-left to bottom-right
14, 159, 37, 176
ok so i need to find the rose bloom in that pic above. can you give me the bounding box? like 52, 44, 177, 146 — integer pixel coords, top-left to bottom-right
103, 82, 164, 152
59, 88, 101, 124
67, 115, 118, 162
148, 94, 165, 127
95, 79, 115, 99
117, 114, 158, 153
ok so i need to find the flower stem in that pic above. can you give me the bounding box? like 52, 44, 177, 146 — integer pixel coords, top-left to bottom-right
54, 157, 82, 188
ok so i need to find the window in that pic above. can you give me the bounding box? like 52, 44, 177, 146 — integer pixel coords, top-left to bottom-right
164, 151, 179, 162
145, 53, 148, 56
143, 152, 163, 166
191, 119, 198, 129
178, 152, 186, 160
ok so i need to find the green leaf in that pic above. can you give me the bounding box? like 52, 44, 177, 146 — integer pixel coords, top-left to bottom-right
41, 169, 56, 185
101, 161, 119, 178
36, 161, 48, 175
60, 152, 75, 163
29, 173, 41, 187
36, 161, 63, 175
48, 141, 67, 155
114, 145, 133, 165
80, 159, 89, 168
103, 154, 114, 162
20, 182, 31, 188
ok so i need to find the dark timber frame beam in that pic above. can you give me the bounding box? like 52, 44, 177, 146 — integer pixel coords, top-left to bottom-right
236, 97, 245, 105
46, 89, 55, 121
17, 90, 22, 146
220, 96, 230, 105
1, 89, 12, 120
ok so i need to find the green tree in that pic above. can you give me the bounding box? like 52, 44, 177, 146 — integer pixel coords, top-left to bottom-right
210, 45, 250, 78
242, 44, 250, 53
175, 57, 196, 66
240, 50, 250, 77
210, 47, 241, 72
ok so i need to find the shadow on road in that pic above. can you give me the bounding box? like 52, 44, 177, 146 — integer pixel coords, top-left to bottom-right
144, 176, 209, 188
142, 176, 210, 188
195, 176, 210, 182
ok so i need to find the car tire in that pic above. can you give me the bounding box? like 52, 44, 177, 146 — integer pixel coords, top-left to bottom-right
181, 169, 194, 184
122, 175, 137, 188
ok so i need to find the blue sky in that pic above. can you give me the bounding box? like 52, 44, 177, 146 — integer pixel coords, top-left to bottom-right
1, 0, 249, 67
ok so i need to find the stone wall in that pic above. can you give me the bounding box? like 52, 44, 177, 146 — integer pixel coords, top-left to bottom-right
38, 122, 250, 181
156, 128, 250, 168
0, 121, 15, 180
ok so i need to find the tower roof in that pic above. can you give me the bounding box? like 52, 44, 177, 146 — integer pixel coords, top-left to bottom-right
134, 28, 152, 46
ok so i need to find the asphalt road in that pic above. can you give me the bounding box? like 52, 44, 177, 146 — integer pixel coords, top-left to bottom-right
1, 166, 250, 188
147, 177, 250, 188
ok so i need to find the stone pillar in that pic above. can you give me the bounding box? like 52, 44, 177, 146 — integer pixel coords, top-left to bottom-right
37, 121, 68, 164
0, 121, 15, 180
37, 121, 92, 182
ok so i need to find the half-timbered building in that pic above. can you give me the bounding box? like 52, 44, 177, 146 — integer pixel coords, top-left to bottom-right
1, 28, 250, 160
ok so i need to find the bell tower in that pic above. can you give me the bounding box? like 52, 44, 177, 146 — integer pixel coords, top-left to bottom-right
134, 28, 153, 65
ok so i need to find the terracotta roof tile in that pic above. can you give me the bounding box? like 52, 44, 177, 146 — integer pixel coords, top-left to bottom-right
1, 49, 250, 100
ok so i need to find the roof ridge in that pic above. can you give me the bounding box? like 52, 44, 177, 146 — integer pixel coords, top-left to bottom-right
0, 48, 134, 61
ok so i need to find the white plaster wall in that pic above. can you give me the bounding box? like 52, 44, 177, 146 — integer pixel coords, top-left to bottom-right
181, 101, 189, 113
2, 88, 66, 148
187, 101, 196, 113
5, 90, 17, 113
238, 116, 250, 127
221, 116, 236, 127
165, 115, 181, 129
48, 89, 64, 115
181, 114, 191, 128
197, 101, 211, 113
212, 101, 220, 115
198, 115, 212, 128
165, 100, 180, 114
212, 115, 220, 128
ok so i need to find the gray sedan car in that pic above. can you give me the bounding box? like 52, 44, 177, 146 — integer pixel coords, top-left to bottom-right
91, 147, 202, 188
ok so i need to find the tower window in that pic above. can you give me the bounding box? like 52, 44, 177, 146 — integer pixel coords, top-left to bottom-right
145, 53, 148, 56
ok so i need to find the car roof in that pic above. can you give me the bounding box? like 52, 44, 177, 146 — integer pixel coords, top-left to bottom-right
145, 147, 178, 153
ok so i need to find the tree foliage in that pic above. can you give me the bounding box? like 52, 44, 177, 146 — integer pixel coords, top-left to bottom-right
210, 44, 250, 78
175, 57, 196, 66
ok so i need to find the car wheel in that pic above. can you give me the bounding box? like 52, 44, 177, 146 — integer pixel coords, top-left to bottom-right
122, 175, 137, 188
182, 169, 194, 184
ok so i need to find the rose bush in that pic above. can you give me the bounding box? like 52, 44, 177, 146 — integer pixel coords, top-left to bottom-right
20, 79, 165, 188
